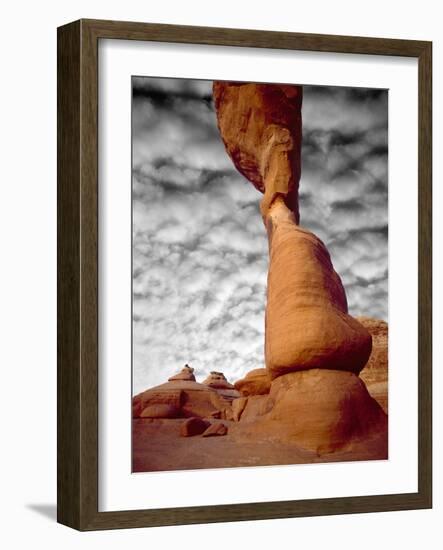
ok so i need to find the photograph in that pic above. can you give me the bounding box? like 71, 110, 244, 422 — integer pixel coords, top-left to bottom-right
131, 76, 389, 472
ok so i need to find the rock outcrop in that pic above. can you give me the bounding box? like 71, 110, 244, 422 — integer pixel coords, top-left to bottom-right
264, 369, 386, 454
202, 422, 228, 437
203, 371, 234, 389
203, 371, 241, 403
232, 369, 387, 454
212, 81, 385, 454
358, 317, 388, 413
265, 199, 372, 379
168, 364, 196, 382
213, 82, 302, 220
180, 417, 210, 437
139, 403, 180, 419
234, 368, 271, 396
236, 394, 274, 423
213, 82, 372, 381
133, 83, 389, 470
133, 366, 230, 419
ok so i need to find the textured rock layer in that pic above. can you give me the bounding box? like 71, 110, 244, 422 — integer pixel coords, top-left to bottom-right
180, 417, 210, 437
234, 368, 272, 396
133, 379, 226, 419
203, 371, 241, 403
202, 422, 228, 437
168, 364, 196, 382
203, 371, 235, 389
213, 82, 373, 380
265, 199, 372, 379
133, 367, 241, 420
235, 369, 387, 455
358, 317, 388, 413
213, 81, 303, 219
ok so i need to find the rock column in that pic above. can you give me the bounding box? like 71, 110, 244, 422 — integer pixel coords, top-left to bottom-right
213, 81, 387, 454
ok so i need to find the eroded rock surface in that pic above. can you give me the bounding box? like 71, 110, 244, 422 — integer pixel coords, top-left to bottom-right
168, 364, 196, 382
203, 371, 234, 389
237, 394, 274, 423
133, 376, 227, 420
265, 199, 372, 379
180, 417, 210, 437
234, 369, 387, 455
203, 371, 241, 404
234, 368, 271, 396
358, 317, 388, 413
211, 81, 384, 458
213, 82, 372, 381
213, 82, 303, 219
131, 83, 389, 472
202, 422, 228, 437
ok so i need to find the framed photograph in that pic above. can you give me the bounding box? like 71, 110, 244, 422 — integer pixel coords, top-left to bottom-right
57, 19, 432, 530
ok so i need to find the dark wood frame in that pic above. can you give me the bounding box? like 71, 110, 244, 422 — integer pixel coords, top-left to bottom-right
57, 18, 432, 531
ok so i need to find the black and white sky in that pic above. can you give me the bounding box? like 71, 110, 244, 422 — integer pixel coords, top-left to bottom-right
132, 77, 388, 394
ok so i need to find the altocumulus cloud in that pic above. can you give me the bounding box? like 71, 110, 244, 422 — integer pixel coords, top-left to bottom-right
132, 77, 388, 394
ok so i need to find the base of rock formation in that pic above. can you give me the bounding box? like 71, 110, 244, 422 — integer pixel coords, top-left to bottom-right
132, 368, 387, 473
234, 369, 387, 455
132, 340, 388, 472
133, 379, 232, 420
132, 416, 387, 472
180, 417, 210, 437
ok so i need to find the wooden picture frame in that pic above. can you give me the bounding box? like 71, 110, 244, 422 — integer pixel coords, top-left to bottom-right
57, 18, 432, 530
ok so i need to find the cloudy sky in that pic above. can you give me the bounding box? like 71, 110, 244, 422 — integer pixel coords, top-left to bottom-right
132, 77, 388, 394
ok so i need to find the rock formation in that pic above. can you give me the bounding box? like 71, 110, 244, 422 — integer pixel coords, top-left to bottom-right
132, 82, 389, 472
133, 366, 231, 419
238, 370, 386, 454
213, 82, 302, 220
203, 371, 234, 389
203, 371, 241, 404
357, 317, 388, 413
234, 368, 271, 396
213, 81, 386, 454
168, 364, 196, 382
202, 422, 228, 437
214, 81, 372, 380
265, 200, 372, 378
234, 394, 274, 423
132, 366, 243, 421
180, 417, 210, 437
139, 403, 180, 419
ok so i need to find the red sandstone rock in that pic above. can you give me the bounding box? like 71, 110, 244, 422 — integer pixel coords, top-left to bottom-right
168, 364, 196, 382
357, 317, 388, 413
132, 397, 143, 419
202, 371, 235, 389
133, 379, 227, 419
213, 82, 303, 220
264, 199, 372, 379
140, 404, 180, 419
237, 394, 274, 422
231, 397, 248, 421
203, 371, 241, 404
130, 84, 390, 472
202, 422, 228, 437
216, 388, 241, 403
180, 417, 210, 437
252, 369, 387, 454
134, 386, 183, 413
234, 368, 271, 396
213, 83, 372, 380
